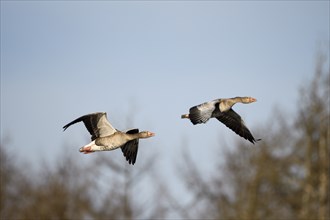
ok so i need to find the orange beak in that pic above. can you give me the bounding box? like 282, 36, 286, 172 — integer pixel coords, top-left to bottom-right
250, 97, 257, 102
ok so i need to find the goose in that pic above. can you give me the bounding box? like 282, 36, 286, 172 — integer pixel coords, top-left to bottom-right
63, 112, 155, 165
181, 97, 260, 144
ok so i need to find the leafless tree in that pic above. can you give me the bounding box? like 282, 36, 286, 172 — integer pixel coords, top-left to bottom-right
1, 144, 33, 219
177, 52, 329, 220
1, 110, 169, 220
295, 52, 329, 220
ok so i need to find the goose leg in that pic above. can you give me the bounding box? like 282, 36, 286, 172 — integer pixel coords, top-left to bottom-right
80, 146, 95, 154
79, 146, 95, 154
79, 141, 96, 154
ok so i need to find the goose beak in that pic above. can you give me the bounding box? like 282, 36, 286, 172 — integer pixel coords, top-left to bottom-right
250, 97, 257, 102
148, 132, 155, 137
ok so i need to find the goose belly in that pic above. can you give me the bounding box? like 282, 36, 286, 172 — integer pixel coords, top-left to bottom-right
94, 135, 127, 151
94, 144, 118, 151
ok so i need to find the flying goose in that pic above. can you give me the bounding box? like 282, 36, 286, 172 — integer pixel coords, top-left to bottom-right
181, 97, 260, 144
63, 112, 155, 165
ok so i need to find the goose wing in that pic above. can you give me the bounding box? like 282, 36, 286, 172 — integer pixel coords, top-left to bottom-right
121, 129, 139, 165
188, 100, 220, 125
63, 112, 116, 140
216, 109, 258, 144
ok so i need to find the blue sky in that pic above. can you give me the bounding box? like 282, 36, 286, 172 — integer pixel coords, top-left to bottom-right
1, 1, 329, 213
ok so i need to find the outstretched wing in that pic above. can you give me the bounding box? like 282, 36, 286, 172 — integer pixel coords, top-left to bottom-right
63, 112, 116, 140
188, 100, 219, 125
121, 129, 139, 165
216, 109, 259, 144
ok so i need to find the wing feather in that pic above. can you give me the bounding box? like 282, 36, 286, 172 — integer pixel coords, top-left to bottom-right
189, 100, 219, 125
216, 109, 259, 144
63, 112, 116, 140
121, 129, 139, 165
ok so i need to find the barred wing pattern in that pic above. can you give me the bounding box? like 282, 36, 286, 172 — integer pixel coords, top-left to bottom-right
188, 100, 219, 125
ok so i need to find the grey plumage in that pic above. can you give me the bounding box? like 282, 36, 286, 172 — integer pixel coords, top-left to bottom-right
182, 97, 260, 144
63, 112, 154, 165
